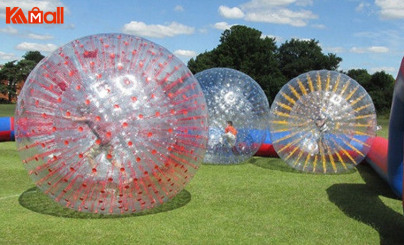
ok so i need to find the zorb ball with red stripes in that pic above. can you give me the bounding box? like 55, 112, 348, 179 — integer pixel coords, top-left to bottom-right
269, 70, 376, 173
15, 33, 208, 214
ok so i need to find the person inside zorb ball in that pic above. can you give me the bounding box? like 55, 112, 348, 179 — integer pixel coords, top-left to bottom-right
15, 33, 208, 214
195, 68, 270, 164
269, 70, 376, 173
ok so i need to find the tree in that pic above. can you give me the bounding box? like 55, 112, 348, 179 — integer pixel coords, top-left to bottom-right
277, 39, 342, 81
0, 61, 18, 102
346, 69, 371, 87
345, 69, 394, 114
367, 71, 394, 114
188, 25, 286, 103
188, 51, 217, 74
23, 51, 44, 63
0, 51, 44, 103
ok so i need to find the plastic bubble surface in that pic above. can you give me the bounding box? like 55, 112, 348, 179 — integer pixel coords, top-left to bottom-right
195, 68, 270, 164
15, 33, 208, 214
269, 70, 376, 173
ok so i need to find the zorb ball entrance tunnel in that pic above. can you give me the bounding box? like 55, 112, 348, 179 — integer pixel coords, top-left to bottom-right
269, 70, 376, 173
195, 68, 270, 164
15, 33, 208, 214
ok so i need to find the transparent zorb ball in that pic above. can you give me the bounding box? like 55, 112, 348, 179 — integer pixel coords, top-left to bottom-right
269, 70, 376, 173
195, 68, 270, 164
15, 33, 208, 214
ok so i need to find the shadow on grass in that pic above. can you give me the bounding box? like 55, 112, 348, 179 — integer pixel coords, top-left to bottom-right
202, 162, 247, 166
248, 157, 299, 173
249, 157, 357, 175
202, 157, 298, 171
327, 163, 404, 244
19, 187, 191, 219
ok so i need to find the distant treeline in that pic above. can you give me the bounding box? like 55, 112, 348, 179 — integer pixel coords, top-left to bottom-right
188, 25, 394, 114
0, 51, 44, 103
0, 28, 394, 115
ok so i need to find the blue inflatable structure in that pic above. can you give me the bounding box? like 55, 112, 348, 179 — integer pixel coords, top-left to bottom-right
0, 117, 14, 141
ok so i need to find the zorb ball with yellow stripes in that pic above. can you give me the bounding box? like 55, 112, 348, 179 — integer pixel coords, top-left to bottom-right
269, 70, 376, 173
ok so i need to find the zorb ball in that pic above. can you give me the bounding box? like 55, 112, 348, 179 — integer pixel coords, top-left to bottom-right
269, 70, 376, 173
15, 33, 208, 214
195, 68, 270, 164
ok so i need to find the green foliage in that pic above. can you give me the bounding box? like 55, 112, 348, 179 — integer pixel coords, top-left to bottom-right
0, 51, 44, 103
188, 25, 343, 104
347, 69, 394, 114
0, 61, 17, 102
23, 51, 45, 63
188, 51, 217, 74
188, 25, 394, 113
277, 39, 342, 80
188, 25, 286, 104
346, 69, 371, 87
367, 71, 394, 114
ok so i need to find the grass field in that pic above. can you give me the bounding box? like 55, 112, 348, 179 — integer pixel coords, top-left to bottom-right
0, 104, 15, 117
1, 104, 404, 244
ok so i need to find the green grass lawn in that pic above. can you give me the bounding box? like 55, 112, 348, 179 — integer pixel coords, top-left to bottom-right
1, 104, 403, 244
0, 104, 16, 117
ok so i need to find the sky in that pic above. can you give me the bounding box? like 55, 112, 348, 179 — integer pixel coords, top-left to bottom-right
0, 0, 403, 77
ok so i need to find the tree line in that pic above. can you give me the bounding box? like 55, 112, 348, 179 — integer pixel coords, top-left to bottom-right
0, 51, 44, 103
0, 26, 395, 114
188, 25, 394, 114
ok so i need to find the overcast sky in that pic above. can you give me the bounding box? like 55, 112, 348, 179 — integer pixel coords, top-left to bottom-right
0, 0, 403, 76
